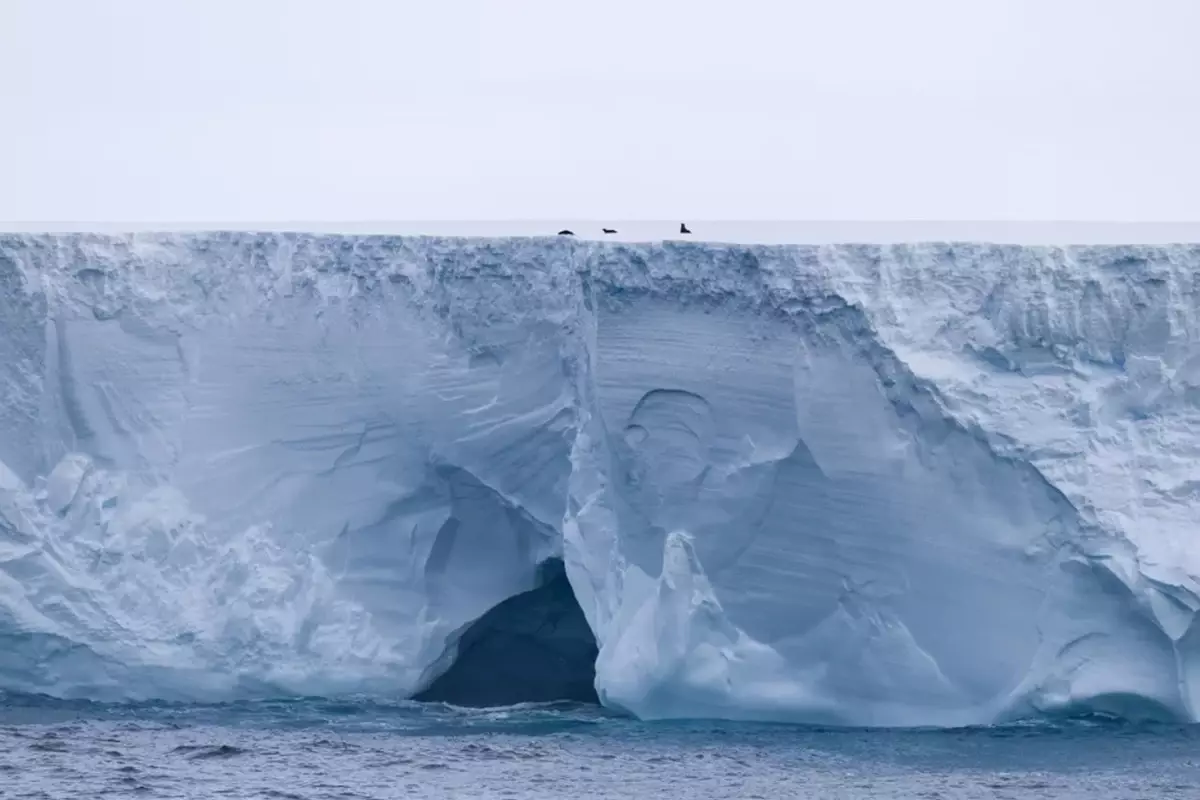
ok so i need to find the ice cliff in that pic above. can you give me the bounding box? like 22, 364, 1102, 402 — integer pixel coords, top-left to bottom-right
2, 232, 1199, 727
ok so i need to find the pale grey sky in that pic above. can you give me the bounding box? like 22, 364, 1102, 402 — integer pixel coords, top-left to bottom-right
2, 0, 1198, 223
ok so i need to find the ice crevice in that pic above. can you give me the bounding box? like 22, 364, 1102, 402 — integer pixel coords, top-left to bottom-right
1, 233, 1200, 726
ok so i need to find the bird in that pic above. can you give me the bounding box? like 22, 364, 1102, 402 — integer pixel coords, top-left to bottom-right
680, 223, 691, 234
558, 229, 575, 236
602, 228, 617, 234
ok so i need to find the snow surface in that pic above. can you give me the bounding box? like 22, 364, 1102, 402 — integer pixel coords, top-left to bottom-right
1, 232, 1199, 726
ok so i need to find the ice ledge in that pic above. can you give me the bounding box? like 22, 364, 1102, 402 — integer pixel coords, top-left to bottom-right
0, 233, 1198, 724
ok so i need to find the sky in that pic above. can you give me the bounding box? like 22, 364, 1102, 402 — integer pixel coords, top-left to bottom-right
2, 0, 1198, 223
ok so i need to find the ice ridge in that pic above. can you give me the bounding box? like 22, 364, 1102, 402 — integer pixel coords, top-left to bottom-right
1, 232, 1199, 726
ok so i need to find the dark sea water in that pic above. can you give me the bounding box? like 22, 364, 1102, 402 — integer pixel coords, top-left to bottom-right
1, 694, 1197, 799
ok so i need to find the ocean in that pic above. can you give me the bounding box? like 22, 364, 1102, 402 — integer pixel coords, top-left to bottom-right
2, 694, 1197, 799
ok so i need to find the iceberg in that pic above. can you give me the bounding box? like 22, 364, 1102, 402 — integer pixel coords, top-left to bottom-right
1, 232, 1198, 726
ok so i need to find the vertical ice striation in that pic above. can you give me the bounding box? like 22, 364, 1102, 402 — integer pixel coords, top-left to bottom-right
1, 233, 1198, 725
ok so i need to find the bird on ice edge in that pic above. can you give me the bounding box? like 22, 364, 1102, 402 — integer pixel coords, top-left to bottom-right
557, 224, 691, 236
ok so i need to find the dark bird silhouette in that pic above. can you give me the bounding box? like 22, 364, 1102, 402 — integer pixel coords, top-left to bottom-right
558, 229, 575, 236
680, 223, 691, 234
602, 228, 617, 234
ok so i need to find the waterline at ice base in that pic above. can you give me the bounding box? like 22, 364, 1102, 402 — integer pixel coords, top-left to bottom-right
2, 232, 1199, 727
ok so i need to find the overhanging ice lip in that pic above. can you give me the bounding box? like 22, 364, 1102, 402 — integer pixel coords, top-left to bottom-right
1, 233, 1198, 725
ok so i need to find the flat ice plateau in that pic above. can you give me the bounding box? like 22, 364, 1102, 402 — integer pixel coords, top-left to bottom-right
2, 231, 1200, 727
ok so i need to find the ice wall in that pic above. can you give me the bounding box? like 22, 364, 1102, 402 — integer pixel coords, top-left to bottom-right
1, 233, 1198, 725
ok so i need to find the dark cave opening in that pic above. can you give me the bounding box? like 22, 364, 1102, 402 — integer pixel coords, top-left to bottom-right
412, 558, 600, 707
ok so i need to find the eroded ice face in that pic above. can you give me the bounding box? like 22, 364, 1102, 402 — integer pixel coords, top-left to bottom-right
1, 232, 1198, 726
